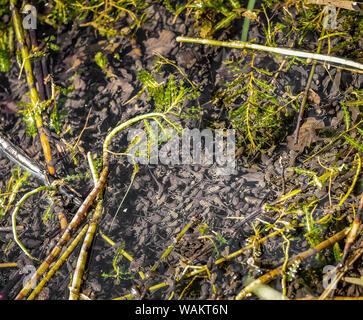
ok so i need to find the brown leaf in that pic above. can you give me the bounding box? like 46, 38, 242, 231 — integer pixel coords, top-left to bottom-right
73, 74, 86, 91
64, 49, 87, 73
0, 93, 18, 114
287, 117, 325, 152
102, 78, 134, 102
0, 100, 18, 114
144, 30, 175, 57
308, 88, 321, 105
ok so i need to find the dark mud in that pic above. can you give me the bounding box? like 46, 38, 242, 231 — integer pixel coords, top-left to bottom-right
0, 2, 362, 300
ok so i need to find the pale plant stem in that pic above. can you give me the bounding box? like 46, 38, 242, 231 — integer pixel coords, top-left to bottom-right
27, 224, 89, 300
12, 186, 53, 260
69, 199, 103, 300
176, 37, 363, 71
103, 112, 167, 165
87, 151, 99, 185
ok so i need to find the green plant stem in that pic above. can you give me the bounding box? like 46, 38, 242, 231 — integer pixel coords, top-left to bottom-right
176, 37, 363, 70
304, 120, 362, 162
103, 112, 168, 165
12, 186, 53, 260
68, 154, 105, 300
15, 167, 108, 300
339, 192, 363, 266
338, 153, 361, 207
241, 0, 256, 42
2, 169, 29, 216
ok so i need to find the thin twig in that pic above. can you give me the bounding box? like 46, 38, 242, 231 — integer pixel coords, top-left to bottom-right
339, 192, 363, 266
294, 26, 325, 145
176, 37, 363, 71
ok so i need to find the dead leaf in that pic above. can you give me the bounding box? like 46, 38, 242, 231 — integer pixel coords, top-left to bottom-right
349, 106, 360, 123
73, 74, 86, 91
64, 51, 87, 73
308, 88, 321, 105
328, 69, 341, 98
144, 30, 175, 57
287, 117, 325, 152
0, 93, 18, 114
102, 78, 134, 102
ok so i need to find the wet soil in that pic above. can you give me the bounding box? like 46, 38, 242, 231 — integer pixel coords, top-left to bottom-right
0, 1, 362, 300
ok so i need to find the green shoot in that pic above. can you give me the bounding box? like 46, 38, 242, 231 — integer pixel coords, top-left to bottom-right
102, 244, 134, 284
0, 167, 29, 218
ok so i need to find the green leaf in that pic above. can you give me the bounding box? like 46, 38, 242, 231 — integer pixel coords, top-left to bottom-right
341, 103, 350, 130
343, 135, 363, 152
94, 51, 107, 71
48, 42, 60, 51
0, 49, 11, 72
137, 70, 159, 88
50, 105, 62, 134
292, 167, 318, 177
229, 103, 247, 120
278, 189, 302, 202
333, 242, 342, 262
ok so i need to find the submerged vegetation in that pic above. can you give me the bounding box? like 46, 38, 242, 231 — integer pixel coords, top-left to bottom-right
0, 0, 362, 301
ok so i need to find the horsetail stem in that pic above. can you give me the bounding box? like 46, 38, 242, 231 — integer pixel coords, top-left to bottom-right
15, 167, 109, 300
10, 0, 55, 176
176, 36, 363, 71
27, 224, 89, 300
69, 198, 104, 299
